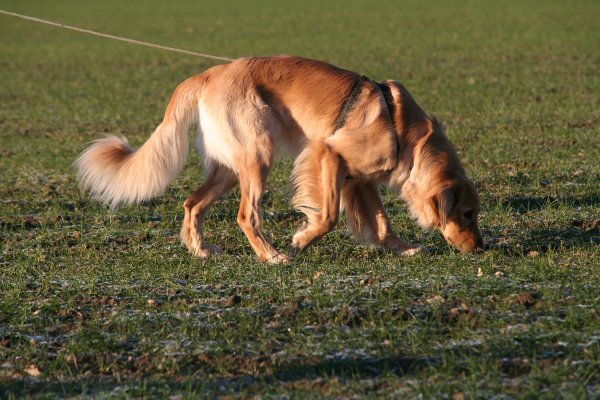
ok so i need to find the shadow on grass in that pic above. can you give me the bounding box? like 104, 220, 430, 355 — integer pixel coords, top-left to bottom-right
2, 354, 438, 397
272, 354, 438, 380
484, 194, 600, 255
487, 224, 599, 256
502, 194, 599, 213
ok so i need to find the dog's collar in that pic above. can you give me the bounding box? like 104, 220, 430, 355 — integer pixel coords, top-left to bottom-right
335, 76, 400, 179
334, 75, 369, 131
377, 81, 401, 170
334, 76, 396, 132
376, 81, 396, 130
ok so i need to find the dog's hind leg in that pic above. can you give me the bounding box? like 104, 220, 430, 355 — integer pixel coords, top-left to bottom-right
289, 144, 345, 256
236, 158, 291, 264
181, 163, 238, 258
342, 181, 426, 256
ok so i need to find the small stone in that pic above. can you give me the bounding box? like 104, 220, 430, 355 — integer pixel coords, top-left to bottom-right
360, 276, 373, 286
1, 361, 14, 369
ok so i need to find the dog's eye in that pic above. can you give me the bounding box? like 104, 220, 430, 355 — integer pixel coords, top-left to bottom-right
463, 210, 474, 220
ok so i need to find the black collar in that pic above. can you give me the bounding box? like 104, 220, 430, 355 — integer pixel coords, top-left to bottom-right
334, 76, 396, 132
377, 81, 400, 167
376, 81, 396, 129
334, 75, 369, 131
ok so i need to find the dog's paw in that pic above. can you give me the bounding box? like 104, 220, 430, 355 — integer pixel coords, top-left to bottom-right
193, 243, 223, 258
288, 244, 302, 258
398, 245, 428, 257
291, 230, 314, 254
267, 252, 292, 265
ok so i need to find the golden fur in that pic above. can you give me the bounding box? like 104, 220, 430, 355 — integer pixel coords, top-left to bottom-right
75, 56, 483, 263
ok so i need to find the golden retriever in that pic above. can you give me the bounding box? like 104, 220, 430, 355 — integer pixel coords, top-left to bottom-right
75, 56, 483, 263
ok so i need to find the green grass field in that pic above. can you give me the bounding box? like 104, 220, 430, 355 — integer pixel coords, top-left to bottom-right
1, 0, 599, 398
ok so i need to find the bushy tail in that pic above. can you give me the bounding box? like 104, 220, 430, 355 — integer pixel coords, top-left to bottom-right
75, 75, 204, 208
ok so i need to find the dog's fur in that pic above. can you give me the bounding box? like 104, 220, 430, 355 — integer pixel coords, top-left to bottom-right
76, 56, 483, 263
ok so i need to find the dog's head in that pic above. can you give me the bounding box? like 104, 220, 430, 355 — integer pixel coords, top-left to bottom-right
431, 178, 483, 253
396, 119, 484, 253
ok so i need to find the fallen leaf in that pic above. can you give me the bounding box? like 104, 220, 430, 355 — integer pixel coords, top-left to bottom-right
225, 294, 242, 307
453, 392, 465, 400
514, 292, 540, 308
24, 364, 41, 377
426, 295, 445, 306
477, 267, 484, 277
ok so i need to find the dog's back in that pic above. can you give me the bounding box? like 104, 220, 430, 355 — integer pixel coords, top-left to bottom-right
207, 57, 357, 134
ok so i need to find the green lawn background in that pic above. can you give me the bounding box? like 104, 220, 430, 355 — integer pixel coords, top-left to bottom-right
0, 0, 598, 398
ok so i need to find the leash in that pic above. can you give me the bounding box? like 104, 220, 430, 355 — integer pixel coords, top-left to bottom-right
2, 10, 400, 132
0, 9, 235, 63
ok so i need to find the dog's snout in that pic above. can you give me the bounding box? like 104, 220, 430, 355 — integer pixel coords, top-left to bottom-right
474, 236, 485, 252
452, 234, 484, 254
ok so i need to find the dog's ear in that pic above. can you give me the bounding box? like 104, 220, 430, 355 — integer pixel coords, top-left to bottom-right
325, 125, 398, 176
433, 186, 455, 228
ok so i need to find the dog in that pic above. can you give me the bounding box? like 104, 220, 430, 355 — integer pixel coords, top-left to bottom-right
75, 56, 483, 263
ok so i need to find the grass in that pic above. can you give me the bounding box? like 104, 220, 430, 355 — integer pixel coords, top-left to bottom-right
1, 0, 599, 398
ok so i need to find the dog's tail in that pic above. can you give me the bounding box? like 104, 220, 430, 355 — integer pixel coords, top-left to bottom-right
75, 75, 205, 208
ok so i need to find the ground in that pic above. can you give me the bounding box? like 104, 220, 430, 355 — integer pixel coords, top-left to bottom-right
0, 0, 599, 398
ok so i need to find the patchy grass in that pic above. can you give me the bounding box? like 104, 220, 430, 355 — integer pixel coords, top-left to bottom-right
1, 0, 599, 398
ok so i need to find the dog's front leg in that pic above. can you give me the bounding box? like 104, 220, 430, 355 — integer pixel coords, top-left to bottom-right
342, 182, 427, 256
289, 146, 345, 256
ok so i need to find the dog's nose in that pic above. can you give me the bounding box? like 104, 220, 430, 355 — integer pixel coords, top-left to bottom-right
475, 237, 485, 252
458, 237, 484, 253
460, 245, 482, 253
